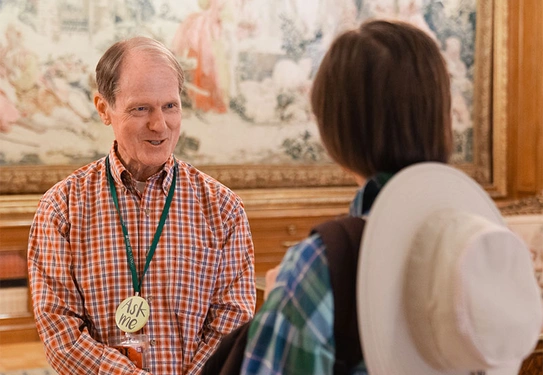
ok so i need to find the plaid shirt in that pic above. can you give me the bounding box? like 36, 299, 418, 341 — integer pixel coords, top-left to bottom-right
240, 178, 388, 375
28, 145, 256, 375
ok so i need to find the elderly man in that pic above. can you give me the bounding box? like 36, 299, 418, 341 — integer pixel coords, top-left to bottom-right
28, 36, 255, 375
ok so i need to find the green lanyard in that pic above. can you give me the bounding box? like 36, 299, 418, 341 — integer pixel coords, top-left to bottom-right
105, 156, 176, 295
375, 172, 394, 187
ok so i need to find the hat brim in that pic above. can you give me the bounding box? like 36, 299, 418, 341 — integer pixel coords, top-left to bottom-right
357, 162, 521, 375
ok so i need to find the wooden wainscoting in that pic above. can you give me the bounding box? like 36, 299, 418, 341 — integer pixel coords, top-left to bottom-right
0, 195, 40, 344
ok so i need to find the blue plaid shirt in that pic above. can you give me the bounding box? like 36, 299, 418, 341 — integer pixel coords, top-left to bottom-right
241, 175, 389, 374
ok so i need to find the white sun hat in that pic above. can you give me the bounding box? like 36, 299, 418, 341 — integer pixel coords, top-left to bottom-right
357, 162, 543, 375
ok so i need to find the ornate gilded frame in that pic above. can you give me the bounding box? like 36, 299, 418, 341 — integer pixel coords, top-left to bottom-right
0, 0, 508, 196
469, 0, 508, 198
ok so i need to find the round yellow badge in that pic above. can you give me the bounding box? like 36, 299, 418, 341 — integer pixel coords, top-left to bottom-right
115, 295, 150, 333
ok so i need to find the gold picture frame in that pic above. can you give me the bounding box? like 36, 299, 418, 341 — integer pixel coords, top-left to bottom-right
0, 0, 507, 197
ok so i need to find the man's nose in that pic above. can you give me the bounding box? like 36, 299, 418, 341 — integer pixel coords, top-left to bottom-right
149, 109, 166, 131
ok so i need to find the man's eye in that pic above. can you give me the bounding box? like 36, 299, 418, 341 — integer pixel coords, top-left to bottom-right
130, 107, 148, 115
130, 106, 147, 115
165, 103, 175, 109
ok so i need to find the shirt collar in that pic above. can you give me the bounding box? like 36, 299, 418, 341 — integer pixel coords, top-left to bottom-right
107, 142, 177, 196
349, 172, 394, 217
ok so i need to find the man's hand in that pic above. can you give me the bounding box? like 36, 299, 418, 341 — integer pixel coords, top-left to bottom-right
264, 265, 280, 300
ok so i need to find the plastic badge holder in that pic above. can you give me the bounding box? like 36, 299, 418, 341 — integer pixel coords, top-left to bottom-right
110, 333, 150, 371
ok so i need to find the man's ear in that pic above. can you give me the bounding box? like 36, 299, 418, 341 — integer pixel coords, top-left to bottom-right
94, 93, 111, 125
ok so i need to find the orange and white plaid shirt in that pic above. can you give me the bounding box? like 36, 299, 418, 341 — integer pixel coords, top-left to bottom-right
28, 145, 256, 375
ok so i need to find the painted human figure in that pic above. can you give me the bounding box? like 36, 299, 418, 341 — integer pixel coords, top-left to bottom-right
171, 0, 229, 113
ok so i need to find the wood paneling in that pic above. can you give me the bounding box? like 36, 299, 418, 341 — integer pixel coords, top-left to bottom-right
0, 314, 39, 344
0, 215, 37, 344
507, 0, 543, 199
0, 341, 51, 371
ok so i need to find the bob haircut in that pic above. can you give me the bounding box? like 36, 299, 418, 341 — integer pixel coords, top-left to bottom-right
95, 36, 185, 106
311, 19, 452, 178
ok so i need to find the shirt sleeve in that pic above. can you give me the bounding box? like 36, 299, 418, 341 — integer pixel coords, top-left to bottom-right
28, 197, 149, 375
184, 200, 256, 374
241, 234, 335, 375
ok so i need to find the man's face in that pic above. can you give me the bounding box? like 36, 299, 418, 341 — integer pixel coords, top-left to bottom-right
95, 52, 182, 181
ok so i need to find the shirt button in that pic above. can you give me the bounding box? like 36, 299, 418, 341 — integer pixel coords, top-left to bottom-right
147, 296, 153, 303
144, 208, 150, 216
150, 339, 156, 346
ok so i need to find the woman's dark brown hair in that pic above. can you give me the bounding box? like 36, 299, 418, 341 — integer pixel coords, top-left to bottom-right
311, 19, 452, 178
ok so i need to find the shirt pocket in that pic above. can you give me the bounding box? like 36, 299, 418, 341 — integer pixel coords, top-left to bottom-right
168, 246, 222, 343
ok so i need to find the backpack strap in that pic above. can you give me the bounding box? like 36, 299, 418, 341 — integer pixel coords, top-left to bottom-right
311, 216, 365, 374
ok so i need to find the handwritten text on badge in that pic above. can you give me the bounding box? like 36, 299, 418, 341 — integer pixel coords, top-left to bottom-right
115, 296, 150, 333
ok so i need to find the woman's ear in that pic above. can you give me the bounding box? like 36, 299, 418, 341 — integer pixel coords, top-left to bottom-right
94, 93, 111, 125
